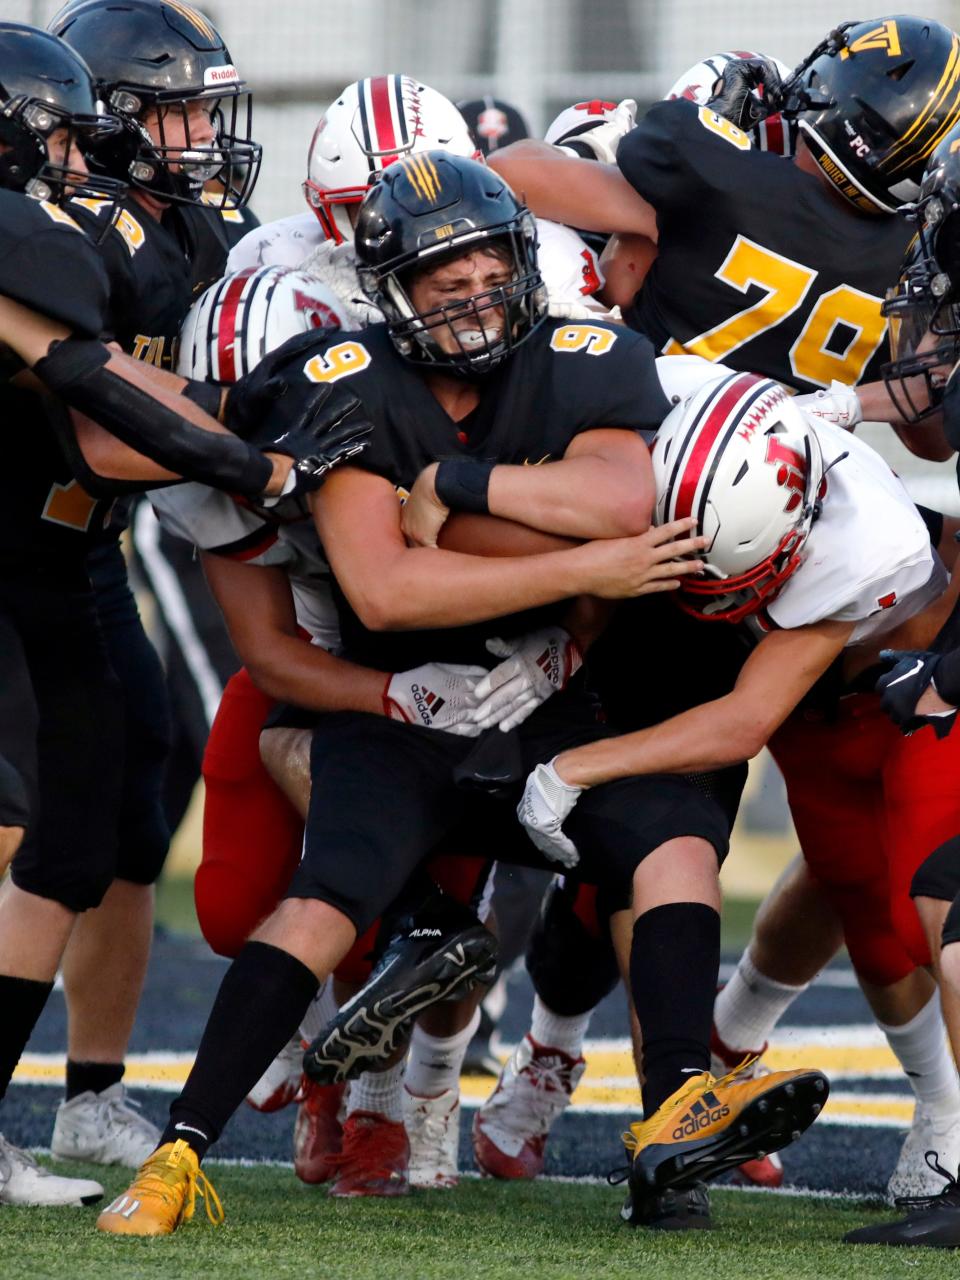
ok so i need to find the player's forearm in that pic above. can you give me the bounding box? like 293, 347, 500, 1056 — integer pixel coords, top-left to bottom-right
487, 456, 652, 538
440, 512, 576, 557
555, 693, 770, 787
244, 637, 386, 715
856, 378, 955, 461
487, 140, 658, 237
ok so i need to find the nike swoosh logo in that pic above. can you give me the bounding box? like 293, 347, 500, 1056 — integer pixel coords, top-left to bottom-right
886, 659, 923, 687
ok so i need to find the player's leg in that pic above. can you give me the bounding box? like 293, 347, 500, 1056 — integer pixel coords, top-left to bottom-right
54, 541, 172, 1167
96, 714, 474, 1235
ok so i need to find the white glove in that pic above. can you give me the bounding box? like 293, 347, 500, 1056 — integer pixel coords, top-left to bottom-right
383, 662, 487, 736
792, 380, 863, 430
551, 98, 638, 165
472, 628, 584, 733
518, 759, 584, 868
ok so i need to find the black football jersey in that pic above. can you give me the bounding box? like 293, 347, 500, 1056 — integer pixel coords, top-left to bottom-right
244, 318, 668, 671
0, 190, 109, 336
618, 99, 913, 391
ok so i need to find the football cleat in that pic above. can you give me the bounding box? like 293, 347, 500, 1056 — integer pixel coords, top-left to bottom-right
327, 1111, 410, 1198
293, 1078, 346, 1184
623, 1062, 828, 1198
51, 1083, 160, 1168
620, 1180, 713, 1231
0, 1134, 103, 1207
404, 1087, 460, 1189
246, 1032, 304, 1113
710, 1023, 783, 1189
887, 1108, 960, 1203
845, 1152, 960, 1247
472, 1034, 585, 1179
303, 896, 497, 1085
95, 1140, 223, 1236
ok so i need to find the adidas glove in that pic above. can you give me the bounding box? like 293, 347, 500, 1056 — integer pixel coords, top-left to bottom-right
877, 649, 958, 739
472, 628, 584, 733
518, 758, 584, 868
551, 99, 638, 164
383, 662, 488, 736
706, 57, 783, 130
792, 380, 863, 431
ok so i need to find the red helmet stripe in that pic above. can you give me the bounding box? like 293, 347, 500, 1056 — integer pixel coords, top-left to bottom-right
674, 374, 764, 519
369, 75, 401, 166
216, 268, 256, 383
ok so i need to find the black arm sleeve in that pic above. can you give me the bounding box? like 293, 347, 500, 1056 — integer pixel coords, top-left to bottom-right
33, 337, 273, 496
934, 646, 960, 707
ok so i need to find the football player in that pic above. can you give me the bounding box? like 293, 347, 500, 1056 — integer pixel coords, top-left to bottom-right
97, 153, 826, 1239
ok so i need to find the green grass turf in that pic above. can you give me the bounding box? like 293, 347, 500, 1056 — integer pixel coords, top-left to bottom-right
3, 1163, 954, 1280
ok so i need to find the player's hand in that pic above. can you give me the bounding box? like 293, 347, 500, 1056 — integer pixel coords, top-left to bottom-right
706, 57, 783, 130
401, 462, 450, 548
575, 517, 707, 599
472, 627, 584, 734
383, 662, 488, 735
792, 380, 863, 431
877, 648, 958, 739
517, 758, 584, 868
551, 99, 638, 164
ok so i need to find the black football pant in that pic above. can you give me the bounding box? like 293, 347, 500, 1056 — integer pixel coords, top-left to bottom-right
1, 561, 124, 911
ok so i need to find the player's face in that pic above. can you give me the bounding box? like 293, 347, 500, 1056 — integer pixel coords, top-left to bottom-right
46, 126, 89, 182
408, 246, 513, 356
141, 98, 218, 165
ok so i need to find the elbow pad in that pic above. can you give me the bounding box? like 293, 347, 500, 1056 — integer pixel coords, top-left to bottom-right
33, 337, 272, 496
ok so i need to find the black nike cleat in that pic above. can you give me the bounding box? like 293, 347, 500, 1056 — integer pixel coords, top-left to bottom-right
303, 896, 498, 1085
845, 1153, 960, 1248
620, 1181, 712, 1231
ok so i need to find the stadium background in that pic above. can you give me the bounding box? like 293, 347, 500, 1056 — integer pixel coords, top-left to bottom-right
7, 4, 960, 1244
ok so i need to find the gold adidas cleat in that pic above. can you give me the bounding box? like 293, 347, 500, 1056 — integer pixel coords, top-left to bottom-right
96, 1139, 223, 1237
624, 1061, 829, 1201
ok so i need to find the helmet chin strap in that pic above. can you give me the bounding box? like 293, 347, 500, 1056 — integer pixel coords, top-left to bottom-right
805, 449, 849, 524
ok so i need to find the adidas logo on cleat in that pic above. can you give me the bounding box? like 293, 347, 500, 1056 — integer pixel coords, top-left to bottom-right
672, 1092, 730, 1140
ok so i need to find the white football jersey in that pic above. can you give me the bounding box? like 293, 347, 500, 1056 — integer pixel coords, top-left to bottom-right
652, 356, 945, 645
227, 211, 319, 273
536, 219, 606, 314
149, 485, 341, 652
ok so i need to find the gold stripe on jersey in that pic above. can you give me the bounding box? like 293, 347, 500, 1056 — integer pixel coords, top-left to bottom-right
882, 33, 960, 173
164, 0, 217, 41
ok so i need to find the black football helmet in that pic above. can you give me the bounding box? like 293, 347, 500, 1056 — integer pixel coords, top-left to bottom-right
881, 125, 960, 420
781, 16, 960, 214
456, 96, 530, 156
50, 0, 261, 209
354, 152, 547, 377
0, 22, 126, 208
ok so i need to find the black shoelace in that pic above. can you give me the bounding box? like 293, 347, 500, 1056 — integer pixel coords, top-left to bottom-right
895, 1150, 960, 1211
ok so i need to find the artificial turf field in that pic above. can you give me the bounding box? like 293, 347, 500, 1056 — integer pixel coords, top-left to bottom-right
4, 881, 956, 1278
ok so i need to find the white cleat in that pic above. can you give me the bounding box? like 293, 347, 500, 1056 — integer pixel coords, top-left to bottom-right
887, 1107, 960, 1203
246, 1033, 304, 1113
0, 1133, 103, 1206
51, 1083, 160, 1168
404, 1087, 460, 1189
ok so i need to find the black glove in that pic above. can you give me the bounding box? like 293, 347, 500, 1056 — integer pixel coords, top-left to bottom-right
225, 333, 373, 495
876, 648, 958, 739
705, 57, 783, 131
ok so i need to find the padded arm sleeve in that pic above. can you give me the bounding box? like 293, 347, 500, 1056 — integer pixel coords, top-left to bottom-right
33, 337, 273, 496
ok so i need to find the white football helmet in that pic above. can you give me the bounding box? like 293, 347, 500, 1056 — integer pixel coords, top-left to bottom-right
304, 75, 478, 245
652, 372, 825, 622
176, 266, 347, 383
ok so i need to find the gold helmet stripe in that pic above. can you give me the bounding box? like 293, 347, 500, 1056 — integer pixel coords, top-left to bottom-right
882, 33, 960, 170
399, 154, 443, 203
164, 0, 217, 41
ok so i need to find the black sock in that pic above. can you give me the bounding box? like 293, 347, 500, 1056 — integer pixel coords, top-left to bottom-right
630, 903, 720, 1117
0, 975, 54, 1103
160, 941, 318, 1161
65, 1060, 125, 1100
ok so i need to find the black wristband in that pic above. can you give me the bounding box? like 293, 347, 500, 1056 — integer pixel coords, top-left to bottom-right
434, 459, 495, 514
181, 378, 224, 420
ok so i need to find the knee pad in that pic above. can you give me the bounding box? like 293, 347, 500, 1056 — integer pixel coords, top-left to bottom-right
912, 835, 960, 903
526, 879, 620, 1016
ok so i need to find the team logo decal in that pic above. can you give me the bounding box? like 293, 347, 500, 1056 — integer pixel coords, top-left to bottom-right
839, 20, 901, 59
765, 437, 807, 512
